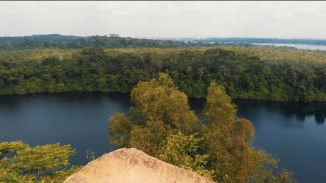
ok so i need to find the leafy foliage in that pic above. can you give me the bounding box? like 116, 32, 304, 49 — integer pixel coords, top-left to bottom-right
0, 34, 209, 50
1, 45, 326, 102
200, 82, 254, 182
0, 141, 81, 183
158, 132, 215, 180
108, 74, 296, 182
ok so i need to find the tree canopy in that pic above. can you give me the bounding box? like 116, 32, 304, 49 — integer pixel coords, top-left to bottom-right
1, 46, 325, 102
0, 141, 81, 183
0, 34, 209, 50
108, 73, 296, 182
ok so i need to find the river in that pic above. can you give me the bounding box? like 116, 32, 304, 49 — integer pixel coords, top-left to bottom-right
0, 92, 325, 182
253, 43, 326, 51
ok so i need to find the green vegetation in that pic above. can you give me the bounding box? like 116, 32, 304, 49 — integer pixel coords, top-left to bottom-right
2, 36, 320, 182
0, 34, 208, 50
2, 35, 326, 50
1, 45, 326, 102
0, 141, 81, 183
108, 73, 296, 183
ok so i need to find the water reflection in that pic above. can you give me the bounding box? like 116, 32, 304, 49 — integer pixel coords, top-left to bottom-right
235, 100, 326, 125
0, 95, 21, 109
189, 98, 326, 125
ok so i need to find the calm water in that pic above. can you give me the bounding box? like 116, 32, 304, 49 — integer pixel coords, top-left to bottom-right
1, 92, 326, 183
253, 43, 326, 51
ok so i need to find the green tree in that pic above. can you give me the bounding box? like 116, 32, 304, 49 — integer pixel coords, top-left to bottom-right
158, 131, 215, 179
200, 81, 295, 183
108, 73, 296, 182
0, 141, 81, 183
109, 73, 199, 157
201, 82, 255, 182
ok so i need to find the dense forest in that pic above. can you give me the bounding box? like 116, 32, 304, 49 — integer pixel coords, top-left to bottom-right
3, 34, 326, 51
0, 34, 213, 50
0, 42, 325, 102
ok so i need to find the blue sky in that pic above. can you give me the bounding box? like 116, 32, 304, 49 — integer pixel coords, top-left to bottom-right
1, 1, 326, 39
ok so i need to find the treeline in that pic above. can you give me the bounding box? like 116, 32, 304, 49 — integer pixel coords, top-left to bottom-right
3, 34, 326, 51
0, 46, 326, 102
0, 34, 212, 50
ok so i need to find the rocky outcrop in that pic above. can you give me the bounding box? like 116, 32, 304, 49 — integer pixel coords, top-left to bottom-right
64, 148, 215, 183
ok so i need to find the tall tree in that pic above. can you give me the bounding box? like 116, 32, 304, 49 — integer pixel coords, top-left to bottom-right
109, 73, 199, 156
108, 73, 295, 182
201, 82, 255, 182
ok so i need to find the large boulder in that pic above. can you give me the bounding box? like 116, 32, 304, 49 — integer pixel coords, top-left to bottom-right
64, 148, 215, 183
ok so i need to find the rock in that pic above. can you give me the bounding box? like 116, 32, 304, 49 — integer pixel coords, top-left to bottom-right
64, 148, 215, 183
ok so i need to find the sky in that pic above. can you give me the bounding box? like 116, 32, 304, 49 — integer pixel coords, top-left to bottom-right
1, 1, 326, 39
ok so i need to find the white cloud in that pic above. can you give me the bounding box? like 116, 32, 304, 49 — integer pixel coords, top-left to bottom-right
0, 1, 325, 39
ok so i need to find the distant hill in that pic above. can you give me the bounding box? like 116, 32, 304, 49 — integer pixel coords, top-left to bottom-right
2, 34, 325, 50
0, 34, 209, 50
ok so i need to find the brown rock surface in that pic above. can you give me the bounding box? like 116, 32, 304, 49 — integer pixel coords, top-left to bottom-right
64, 148, 215, 183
